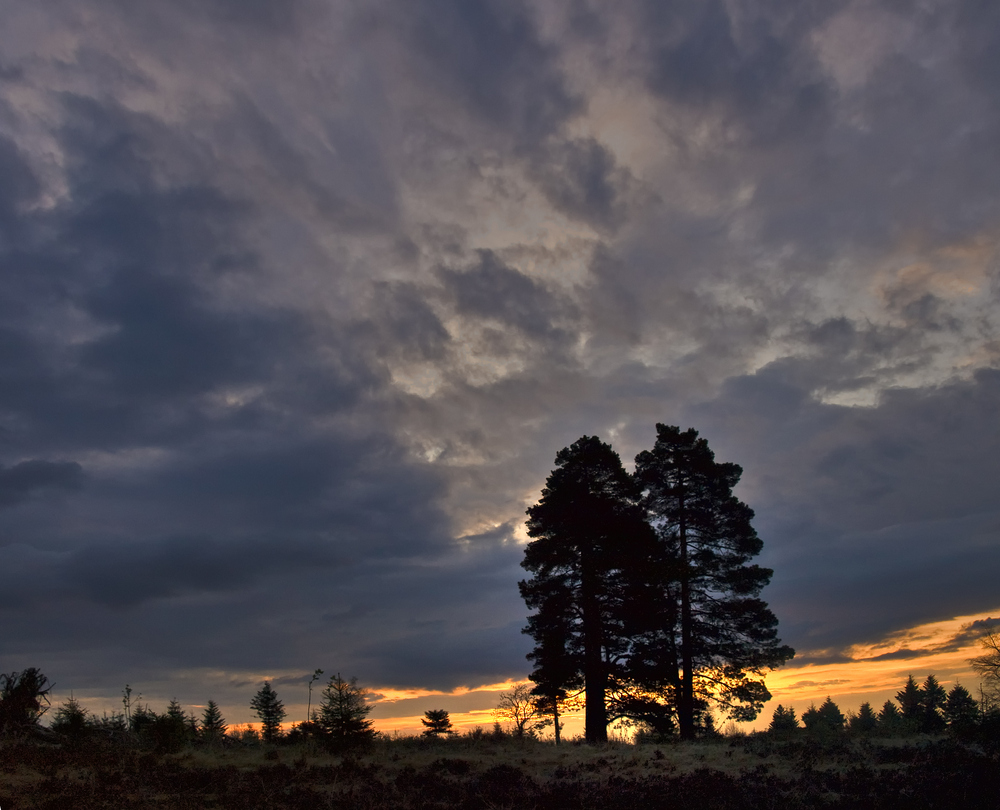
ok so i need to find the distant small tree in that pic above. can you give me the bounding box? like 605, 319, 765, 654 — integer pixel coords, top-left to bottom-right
943, 684, 978, 733
251, 682, 286, 743
918, 675, 947, 734
877, 700, 905, 736
803, 697, 844, 735
316, 674, 375, 746
896, 675, 923, 726
0, 668, 51, 735
421, 709, 454, 737
51, 696, 90, 739
848, 702, 878, 735
768, 704, 799, 734
233, 723, 260, 743
494, 684, 544, 738
129, 700, 191, 753
700, 710, 720, 738
201, 700, 227, 740
165, 699, 190, 740
129, 704, 157, 736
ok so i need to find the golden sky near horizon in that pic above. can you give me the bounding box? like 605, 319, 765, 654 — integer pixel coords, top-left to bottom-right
362, 607, 1000, 738
69, 607, 995, 740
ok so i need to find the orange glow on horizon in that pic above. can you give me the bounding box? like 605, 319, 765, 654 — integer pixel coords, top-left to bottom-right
203, 609, 1000, 738
754, 607, 1000, 728
372, 680, 523, 704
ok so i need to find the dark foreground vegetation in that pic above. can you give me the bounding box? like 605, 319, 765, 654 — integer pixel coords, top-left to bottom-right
3, 730, 1000, 810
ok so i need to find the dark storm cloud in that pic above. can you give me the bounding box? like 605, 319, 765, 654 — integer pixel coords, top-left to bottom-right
372, 282, 451, 362
80, 267, 288, 400
93, 0, 305, 33
0, 92, 368, 455
0, 134, 40, 212
690, 363, 1000, 653
529, 136, 639, 232
5, 0, 1000, 719
943, 618, 1000, 651
382, 0, 580, 142
0, 460, 84, 507
0, 534, 339, 609
0, 35, 462, 696
638, 0, 835, 141
439, 250, 575, 342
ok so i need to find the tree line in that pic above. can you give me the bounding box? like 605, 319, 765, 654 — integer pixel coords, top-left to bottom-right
0, 667, 552, 750
3, 631, 1000, 748
0, 670, 377, 752
768, 672, 999, 738
520, 426, 795, 743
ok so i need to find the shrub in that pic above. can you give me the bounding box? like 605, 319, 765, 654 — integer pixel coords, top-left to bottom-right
0, 668, 51, 734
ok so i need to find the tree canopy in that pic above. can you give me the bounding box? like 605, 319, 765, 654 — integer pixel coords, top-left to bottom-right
970, 631, 1000, 707
520, 435, 656, 743
633, 425, 794, 737
520, 427, 793, 742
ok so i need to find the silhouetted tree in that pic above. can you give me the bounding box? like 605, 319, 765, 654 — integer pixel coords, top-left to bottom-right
201, 700, 227, 740
768, 704, 799, 734
166, 699, 188, 731
521, 436, 655, 743
943, 684, 978, 733
251, 681, 286, 743
122, 684, 140, 731
896, 675, 923, 727
802, 697, 844, 735
970, 631, 1000, 705
315, 674, 374, 745
0, 668, 51, 734
877, 700, 906, 735
633, 425, 794, 738
51, 696, 90, 739
154, 698, 192, 750
421, 709, 454, 737
818, 697, 844, 729
848, 702, 878, 735
306, 668, 324, 723
129, 704, 157, 736
494, 684, 545, 739
919, 675, 947, 734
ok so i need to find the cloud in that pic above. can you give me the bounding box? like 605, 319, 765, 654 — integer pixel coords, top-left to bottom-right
439, 250, 574, 343
691, 365, 1000, 654
529, 136, 640, 232
379, 0, 581, 143
0, 460, 84, 507
3, 0, 1000, 723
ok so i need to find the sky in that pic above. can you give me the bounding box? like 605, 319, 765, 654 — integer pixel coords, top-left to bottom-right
3, 0, 1000, 737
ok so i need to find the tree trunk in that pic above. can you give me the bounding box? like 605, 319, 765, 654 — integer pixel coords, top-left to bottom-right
678, 487, 695, 740
582, 546, 608, 743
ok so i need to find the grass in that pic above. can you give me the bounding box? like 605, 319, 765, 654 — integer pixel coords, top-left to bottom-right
2, 732, 999, 809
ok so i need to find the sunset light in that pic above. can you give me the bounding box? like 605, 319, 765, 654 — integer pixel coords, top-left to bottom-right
4, 0, 1000, 787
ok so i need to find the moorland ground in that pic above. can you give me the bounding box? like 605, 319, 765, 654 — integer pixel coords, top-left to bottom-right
3, 732, 999, 809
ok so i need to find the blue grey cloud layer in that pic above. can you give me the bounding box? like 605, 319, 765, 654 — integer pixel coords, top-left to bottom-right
2, 0, 999, 706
